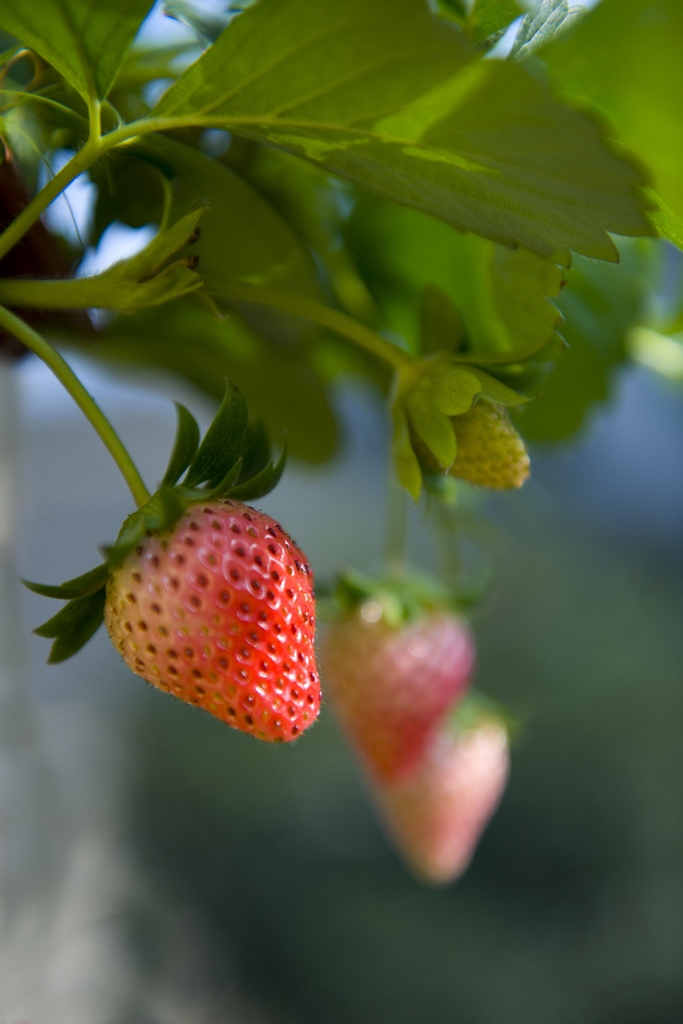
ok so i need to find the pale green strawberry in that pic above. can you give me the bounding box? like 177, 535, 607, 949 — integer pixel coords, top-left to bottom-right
451, 399, 530, 490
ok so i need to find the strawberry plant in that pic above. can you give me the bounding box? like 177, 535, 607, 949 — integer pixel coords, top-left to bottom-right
0, 0, 681, 884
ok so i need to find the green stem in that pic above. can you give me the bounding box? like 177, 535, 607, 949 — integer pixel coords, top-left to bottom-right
0, 306, 151, 507
385, 471, 408, 576
0, 115, 187, 263
218, 282, 412, 370
0, 140, 97, 263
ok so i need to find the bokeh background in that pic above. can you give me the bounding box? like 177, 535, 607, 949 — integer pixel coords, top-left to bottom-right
1, 343, 682, 1022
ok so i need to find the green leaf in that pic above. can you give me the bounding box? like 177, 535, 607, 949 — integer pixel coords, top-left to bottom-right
347, 197, 564, 357
540, 0, 683, 246
421, 285, 464, 356
152, 0, 651, 263
227, 443, 287, 501
162, 402, 201, 486
240, 147, 376, 322
164, 0, 229, 44
184, 381, 248, 488
34, 587, 106, 664
518, 244, 655, 440
0, 211, 204, 311
468, 0, 524, 48
0, 0, 154, 101
124, 136, 322, 298
392, 407, 423, 501
510, 0, 581, 61
22, 562, 109, 601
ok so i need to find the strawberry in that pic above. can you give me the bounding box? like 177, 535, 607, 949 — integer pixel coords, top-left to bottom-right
321, 593, 475, 782
451, 399, 529, 490
373, 712, 509, 884
25, 383, 321, 743
105, 500, 320, 742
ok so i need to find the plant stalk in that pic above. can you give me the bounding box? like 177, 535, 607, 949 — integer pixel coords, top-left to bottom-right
385, 471, 409, 576
218, 282, 412, 370
0, 306, 151, 507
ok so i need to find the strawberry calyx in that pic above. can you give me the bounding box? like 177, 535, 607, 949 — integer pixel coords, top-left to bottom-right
325, 566, 469, 631
391, 352, 529, 501
23, 381, 287, 664
445, 690, 516, 744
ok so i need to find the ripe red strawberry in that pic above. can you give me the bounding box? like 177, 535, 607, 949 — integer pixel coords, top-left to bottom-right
451, 399, 529, 490
105, 500, 320, 742
373, 717, 509, 884
321, 607, 475, 783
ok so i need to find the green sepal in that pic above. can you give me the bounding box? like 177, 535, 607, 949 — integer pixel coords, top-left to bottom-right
226, 443, 287, 502
238, 421, 272, 482
391, 407, 423, 502
203, 457, 244, 499
33, 588, 107, 665
162, 402, 201, 486
184, 380, 248, 488
466, 367, 529, 407
22, 562, 109, 600
105, 486, 186, 570
30, 379, 289, 667
406, 392, 456, 470
329, 568, 463, 629
446, 690, 518, 743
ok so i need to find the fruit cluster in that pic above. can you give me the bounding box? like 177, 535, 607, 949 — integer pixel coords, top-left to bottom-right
321, 575, 509, 884
28, 382, 512, 884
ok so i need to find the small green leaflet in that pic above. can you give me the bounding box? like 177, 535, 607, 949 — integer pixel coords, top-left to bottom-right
26, 380, 290, 665
184, 381, 248, 488
126, 137, 322, 299
0, 0, 154, 101
0, 212, 204, 312
33, 588, 107, 664
23, 562, 109, 600
162, 403, 201, 487
227, 443, 287, 502
392, 353, 527, 497
152, 0, 651, 263
392, 407, 423, 501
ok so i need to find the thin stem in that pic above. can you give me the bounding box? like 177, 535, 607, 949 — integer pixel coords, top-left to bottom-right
385, 471, 408, 576
0, 115, 189, 263
87, 94, 101, 146
0, 306, 151, 507
218, 282, 413, 370
0, 140, 98, 262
